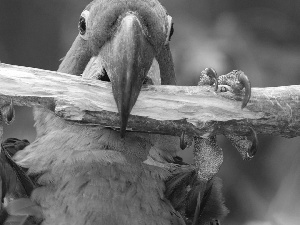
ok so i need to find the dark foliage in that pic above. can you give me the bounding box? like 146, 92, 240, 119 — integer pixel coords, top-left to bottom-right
165, 169, 229, 225
0, 138, 43, 225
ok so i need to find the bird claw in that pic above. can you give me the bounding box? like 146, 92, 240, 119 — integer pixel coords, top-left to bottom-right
245, 127, 258, 159
238, 72, 251, 109
224, 127, 258, 160
210, 70, 257, 159
201, 68, 219, 91
199, 69, 252, 108
1, 99, 15, 125
218, 70, 252, 109
188, 69, 256, 223
180, 131, 187, 150
180, 131, 193, 150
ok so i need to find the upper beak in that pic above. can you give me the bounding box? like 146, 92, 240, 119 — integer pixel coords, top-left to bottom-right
94, 14, 155, 137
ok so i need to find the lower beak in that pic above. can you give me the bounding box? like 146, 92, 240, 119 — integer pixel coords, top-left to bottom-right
96, 14, 155, 137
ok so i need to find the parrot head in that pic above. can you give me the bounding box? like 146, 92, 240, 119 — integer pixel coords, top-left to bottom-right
58, 0, 176, 137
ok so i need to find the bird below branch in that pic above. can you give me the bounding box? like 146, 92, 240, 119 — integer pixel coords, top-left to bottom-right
0, 0, 298, 224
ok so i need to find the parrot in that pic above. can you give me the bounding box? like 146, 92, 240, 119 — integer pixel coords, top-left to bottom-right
13, 0, 185, 224
9, 0, 257, 224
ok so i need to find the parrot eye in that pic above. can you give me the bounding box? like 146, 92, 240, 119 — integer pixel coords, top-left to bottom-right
165, 15, 174, 45
79, 17, 86, 35
78, 10, 90, 40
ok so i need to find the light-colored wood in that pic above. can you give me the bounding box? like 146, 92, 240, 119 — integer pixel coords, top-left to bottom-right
0, 63, 299, 138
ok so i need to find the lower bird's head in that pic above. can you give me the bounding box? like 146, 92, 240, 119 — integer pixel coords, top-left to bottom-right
59, 0, 175, 137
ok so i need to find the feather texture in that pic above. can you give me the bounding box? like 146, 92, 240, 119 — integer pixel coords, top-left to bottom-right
14, 107, 185, 225
13, 0, 184, 223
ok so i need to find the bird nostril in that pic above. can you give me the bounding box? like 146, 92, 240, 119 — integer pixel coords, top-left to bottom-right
98, 67, 110, 82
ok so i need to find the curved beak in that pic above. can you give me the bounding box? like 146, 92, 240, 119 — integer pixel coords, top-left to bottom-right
97, 14, 155, 137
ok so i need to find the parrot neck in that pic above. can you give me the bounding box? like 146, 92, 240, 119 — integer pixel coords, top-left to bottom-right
58, 35, 92, 75
156, 44, 176, 85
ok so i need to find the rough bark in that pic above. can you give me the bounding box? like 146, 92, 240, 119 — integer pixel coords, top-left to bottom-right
0, 63, 299, 138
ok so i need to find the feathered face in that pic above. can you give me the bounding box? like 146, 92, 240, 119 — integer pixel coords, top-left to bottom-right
59, 0, 175, 137
81, 0, 174, 57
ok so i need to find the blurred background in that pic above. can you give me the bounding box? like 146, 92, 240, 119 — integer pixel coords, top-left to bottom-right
1, 0, 300, 224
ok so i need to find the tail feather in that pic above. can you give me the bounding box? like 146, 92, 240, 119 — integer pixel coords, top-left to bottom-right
196, 177, 229, 224
166, 170, 229, 225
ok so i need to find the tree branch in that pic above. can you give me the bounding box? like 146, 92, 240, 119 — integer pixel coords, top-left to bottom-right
0, 63, 299, 138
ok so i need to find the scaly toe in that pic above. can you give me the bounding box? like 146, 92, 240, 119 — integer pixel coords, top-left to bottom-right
238, 72, 251, 109
202, 68, 219, 91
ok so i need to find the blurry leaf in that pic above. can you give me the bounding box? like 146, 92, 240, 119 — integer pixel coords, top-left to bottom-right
6, 198, 43, 219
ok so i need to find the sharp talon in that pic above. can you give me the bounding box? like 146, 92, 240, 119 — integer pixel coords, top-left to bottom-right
2, 99, 15, 125
246, 152, 254, 160
247, 127, 258, 159
180, 131, 187, 150
203, 68, 218, 91
238, 73, 251, 109
7, 99, 14, 122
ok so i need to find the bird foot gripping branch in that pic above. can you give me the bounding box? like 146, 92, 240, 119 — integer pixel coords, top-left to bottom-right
1, 99, 15, 126
172, 68, 259, 224
193, 67, 258, 159
180, 68, 257, 173
180, 68, 258, 161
